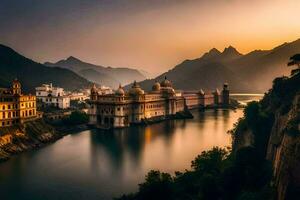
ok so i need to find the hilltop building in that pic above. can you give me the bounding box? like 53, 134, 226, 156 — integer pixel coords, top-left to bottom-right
35, 83, 70, 109
0, 79, 37, 127
88, 77, 229, 129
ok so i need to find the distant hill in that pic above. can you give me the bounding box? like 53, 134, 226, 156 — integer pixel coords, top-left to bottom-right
132, 39, 300, 93
227, 39, 300, 92
78, 68, 118, 87
0, 44, 92, 92
45, 56, 146, 88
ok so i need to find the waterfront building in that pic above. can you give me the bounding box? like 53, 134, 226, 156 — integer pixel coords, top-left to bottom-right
68, 92, 89, 101
0, 79, 37, 127
35, 83, 70, 109
88, 77, 230, 129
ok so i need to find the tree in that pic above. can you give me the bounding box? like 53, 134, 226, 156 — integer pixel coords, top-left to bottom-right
287, 54, 300, 75
63, 111, 89, 125
191, 147, 228, 174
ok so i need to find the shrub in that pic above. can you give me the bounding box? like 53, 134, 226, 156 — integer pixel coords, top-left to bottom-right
62, 111, 89, 125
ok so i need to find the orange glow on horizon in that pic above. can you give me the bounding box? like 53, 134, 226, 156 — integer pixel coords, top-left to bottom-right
1, 0, 300, 75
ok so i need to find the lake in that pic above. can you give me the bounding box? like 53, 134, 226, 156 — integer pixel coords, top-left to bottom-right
0, 95, 261, 200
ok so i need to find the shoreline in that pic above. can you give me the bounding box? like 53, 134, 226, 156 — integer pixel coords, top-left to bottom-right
0, 104, 238, 163
0, 122, 90, 163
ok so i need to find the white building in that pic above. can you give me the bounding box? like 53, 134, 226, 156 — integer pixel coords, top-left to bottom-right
68, 92, 89, 101
35, 84, 70, 109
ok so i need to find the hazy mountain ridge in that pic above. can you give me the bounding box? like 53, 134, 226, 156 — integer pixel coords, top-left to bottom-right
78, 68, 119, 87
132, 38, 300, 93
0, 44, 92, 92
227, 38, 300, 91
45, 56, 146, 88
128, 45, 249, 92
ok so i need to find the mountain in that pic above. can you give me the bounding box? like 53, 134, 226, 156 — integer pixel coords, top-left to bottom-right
0, 44, 92, 92
132, 39, 300, 93
227, 39, 300, 92
130, 46, 249, 92
139, 69, 154, 79
45, 56, 146, 88
77, 68, 118, 87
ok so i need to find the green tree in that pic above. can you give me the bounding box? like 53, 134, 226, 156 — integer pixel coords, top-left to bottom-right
136, 170, 174, 200
191, 147, 228, 174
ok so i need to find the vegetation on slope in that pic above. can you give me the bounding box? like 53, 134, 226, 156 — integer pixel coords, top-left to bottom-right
116, 147, 273, 200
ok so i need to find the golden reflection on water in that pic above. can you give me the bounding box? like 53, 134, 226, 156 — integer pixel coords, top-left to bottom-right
0, 108, 245, 200
140, 109, 242, 174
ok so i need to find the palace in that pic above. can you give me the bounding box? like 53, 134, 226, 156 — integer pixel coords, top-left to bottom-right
88, 77, 230, 129
0, 80, 37, 127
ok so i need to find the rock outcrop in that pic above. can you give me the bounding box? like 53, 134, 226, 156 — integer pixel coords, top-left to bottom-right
0, 119, 62, 162
231, 72, 300, 199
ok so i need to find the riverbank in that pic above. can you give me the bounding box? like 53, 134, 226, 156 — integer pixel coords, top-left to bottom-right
0, 119, 90, 162
0, 119, 60, 162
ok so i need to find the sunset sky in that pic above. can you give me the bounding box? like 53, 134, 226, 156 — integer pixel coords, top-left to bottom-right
1, 0, 300, 75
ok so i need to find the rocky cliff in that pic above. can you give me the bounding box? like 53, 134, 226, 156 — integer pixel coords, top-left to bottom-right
0, 119, 62, 162
232, 72, 300, 199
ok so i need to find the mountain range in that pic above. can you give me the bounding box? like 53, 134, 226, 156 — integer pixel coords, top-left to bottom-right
45, 57, 146, 88
0, 44, 92, 92
1, 38, 300, 93
130, 39, 300, 93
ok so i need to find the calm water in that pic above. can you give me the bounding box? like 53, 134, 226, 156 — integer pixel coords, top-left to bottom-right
0, 96, 260, 200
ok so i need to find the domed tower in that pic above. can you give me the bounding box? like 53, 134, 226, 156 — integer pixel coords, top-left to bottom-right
160, 76, 172, 88
115, 84, 125, 96
129, 81, 145, 123
90, 84, 98, 100
129, 81, 145, 97
160, 76, 175, 97
152, 81, 161, 92
222, 83, 229, 106
12, 79, 21, 95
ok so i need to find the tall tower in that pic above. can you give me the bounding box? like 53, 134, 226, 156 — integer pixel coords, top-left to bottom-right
222, 83, 230, 106
12, 79, 21, 95
90, 84, 98, 101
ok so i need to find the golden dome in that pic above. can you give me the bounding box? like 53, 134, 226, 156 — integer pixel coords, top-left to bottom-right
152, 81, 161, 91
161, 87, 175, 95
129, 81, 144, 96
160, 76, 172, 88
115, 84, 125, 96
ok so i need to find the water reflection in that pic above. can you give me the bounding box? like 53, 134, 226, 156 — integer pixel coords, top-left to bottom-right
0, 108, 244, 200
